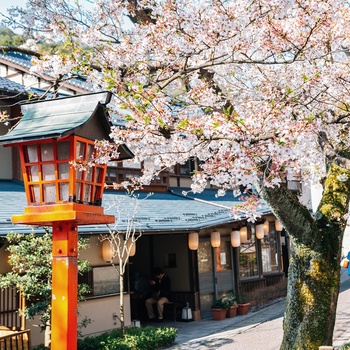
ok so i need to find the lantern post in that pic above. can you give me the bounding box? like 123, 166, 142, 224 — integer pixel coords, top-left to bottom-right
0, 92, 132, 350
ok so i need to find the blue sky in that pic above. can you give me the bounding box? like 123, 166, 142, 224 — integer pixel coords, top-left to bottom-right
0, 0, 25, 16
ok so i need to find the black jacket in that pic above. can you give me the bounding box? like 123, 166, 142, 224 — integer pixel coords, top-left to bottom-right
153, 274, 171, 299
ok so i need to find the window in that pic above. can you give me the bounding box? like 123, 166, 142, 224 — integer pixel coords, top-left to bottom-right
198, 241, 213, 273
239, 227, 258, 278
79, 266, 129, 297
261, 231, 279, 272
215, 241, 232, 271
93, 266, 120, 296
172, 158, 196, 176
166, 253, 177, 268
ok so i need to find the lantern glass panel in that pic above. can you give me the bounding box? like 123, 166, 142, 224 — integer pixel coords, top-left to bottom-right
84, 184, 92, 203
76, 170, 82, 180
93, 186, 101, 203
32, 185, 40, 202
96, 168, 102, 184
85, 167, 93, 182
29, 166, 39, 181
59, 183, 69, 201
42, 164, 56, 181
76, 141, 85, 159
41, 143, 54, 162
87, 144, 94, 161
57, 141, 70, 160
76, 184, 82, 202
26, 144, 38, 162
43, 184, 56, 203
58, 163, 69, 179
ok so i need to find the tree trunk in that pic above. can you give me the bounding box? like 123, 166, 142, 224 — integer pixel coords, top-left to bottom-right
256, 163, 350, 349
281, 235, 340, 349
44, 322, 50, 349
119, 265, 125, 335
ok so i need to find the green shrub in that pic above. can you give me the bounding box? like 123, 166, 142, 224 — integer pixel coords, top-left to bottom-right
33, 345, 46, 350
340, 343, 350, 350
212, 298, 229, 309
78, 326, 177, 350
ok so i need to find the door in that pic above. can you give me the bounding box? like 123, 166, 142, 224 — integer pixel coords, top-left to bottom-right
198, 239, 235, 318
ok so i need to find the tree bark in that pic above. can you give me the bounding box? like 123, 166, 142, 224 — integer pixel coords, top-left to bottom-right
255, 163, 350, 349
119, 268, 125, 335
44, 323, 50, 349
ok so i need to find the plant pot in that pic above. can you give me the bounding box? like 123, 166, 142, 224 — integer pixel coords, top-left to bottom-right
226, 305, 238, 318
237, 303, 250, 315
211, 308, 227, 320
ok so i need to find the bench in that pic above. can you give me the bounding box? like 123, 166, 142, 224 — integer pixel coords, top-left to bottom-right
163, 301, 183, 322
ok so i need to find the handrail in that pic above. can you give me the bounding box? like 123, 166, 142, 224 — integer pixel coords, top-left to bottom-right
0, 329, 31, 350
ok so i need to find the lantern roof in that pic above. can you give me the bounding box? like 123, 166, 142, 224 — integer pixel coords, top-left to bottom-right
0, 92, 115, 144
0, 92, 110, 143
0, 91, 133, 160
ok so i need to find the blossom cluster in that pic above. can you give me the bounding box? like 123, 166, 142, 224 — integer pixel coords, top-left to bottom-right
6, 0, 350, 213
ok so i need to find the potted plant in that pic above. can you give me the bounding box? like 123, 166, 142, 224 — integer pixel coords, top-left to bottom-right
225, 293, 238, 318
237, 291, 250, 315
211, 298, 229, 320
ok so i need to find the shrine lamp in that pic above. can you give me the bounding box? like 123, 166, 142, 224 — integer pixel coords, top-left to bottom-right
0, 91, 133, 350
0, 91, 133, 226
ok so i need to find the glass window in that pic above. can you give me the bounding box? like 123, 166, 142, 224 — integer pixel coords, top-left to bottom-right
216, 240, 232, 272
179, 158, 195, 175
93, 266, 120, 296
198, 241, 213, 273
261, 231, 279, 272
239, 227, 258, 278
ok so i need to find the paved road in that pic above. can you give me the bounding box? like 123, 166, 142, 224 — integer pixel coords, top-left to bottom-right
166, 269, 350, 350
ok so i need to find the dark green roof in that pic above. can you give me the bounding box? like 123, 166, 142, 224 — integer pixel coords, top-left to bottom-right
0, 92, 112, 145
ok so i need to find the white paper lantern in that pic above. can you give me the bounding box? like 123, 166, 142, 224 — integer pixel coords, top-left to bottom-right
210, 230, 221, 248
188, 232, 199, 250
127, 239, 136, 257
230, 230, 241, 247
240, 227, 248, 244
275, 219, 283, 231
102, 240, 114, 263
263, 220, 269, 236
255, 224, 264, 239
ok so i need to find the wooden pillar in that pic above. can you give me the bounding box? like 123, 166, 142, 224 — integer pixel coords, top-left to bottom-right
232, 246, 240, 297
51, 221, 78, 350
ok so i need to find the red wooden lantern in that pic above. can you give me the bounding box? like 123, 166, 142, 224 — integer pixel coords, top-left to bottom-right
13, 135, 114, 225
0, 91, 132, 350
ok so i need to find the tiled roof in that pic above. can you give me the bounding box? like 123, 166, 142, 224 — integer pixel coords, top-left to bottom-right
0, 76, 28, 96
0, 51, 94, 92
0, 51, 32, 69
0, 76, 65, 99
0, 181, 271, 236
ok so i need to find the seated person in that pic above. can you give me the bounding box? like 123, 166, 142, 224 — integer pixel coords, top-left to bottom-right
133, 270, 151, 300
145, 267, 171, 321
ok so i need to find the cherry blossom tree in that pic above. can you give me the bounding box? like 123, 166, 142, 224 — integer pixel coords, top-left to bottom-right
100, 191, 148, 335
3, 0, 350, 348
